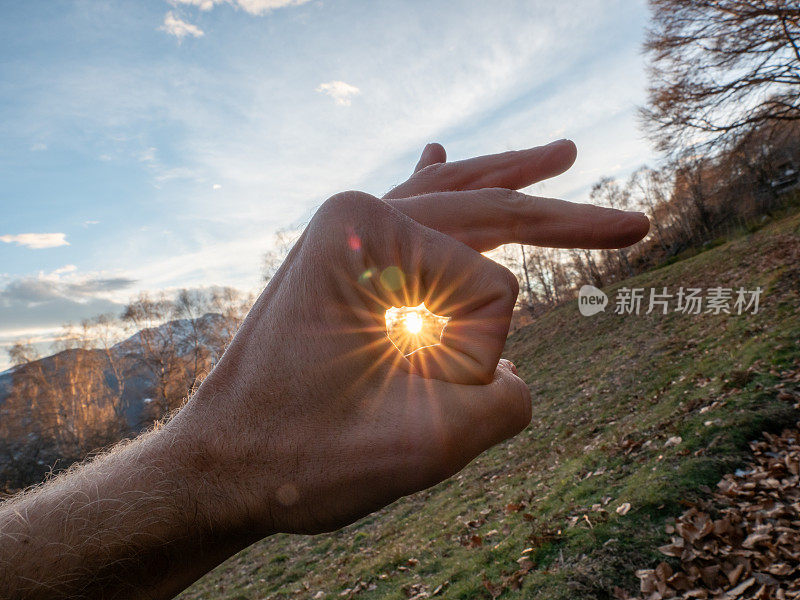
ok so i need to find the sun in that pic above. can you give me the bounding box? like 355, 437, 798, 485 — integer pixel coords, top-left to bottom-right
404, 311, 423, 334
385, 303, 450, 356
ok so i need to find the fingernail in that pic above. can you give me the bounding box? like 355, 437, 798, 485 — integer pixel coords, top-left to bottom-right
501, 359, 517, 375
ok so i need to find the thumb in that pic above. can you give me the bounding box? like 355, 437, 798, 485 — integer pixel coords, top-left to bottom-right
413, 142, 447, 173
408, 361, 532, 490
453, 360, 531, 451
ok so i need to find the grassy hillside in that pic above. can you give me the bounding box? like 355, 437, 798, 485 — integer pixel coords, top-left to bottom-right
180, 211, 800, 600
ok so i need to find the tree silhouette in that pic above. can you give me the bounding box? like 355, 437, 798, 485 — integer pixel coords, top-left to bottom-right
642, 0, 800, 152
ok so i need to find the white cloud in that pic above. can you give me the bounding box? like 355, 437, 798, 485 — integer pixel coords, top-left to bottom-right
235, 0, 311, 14
160, 11, 204, 40
316, 81, 361, 106
172, 0, 220, 9
0, 233, 69, 249
212, 183, 222, 190
171, 0, 312, 15
52, 264, 77, 275
30, 142, 47, 151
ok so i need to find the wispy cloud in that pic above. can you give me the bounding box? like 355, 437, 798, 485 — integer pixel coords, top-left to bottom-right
2, 0, 655, 330
0, 233, 69, 249
171, 0, 312, 15
160, 11, 204, 39
2, 276, 135, 305
316, 81, 360, 106
0, 269, 136, 359
139, 147, 157, 162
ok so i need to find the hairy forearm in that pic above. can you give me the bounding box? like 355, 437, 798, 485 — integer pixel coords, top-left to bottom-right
0, 421, 256, 600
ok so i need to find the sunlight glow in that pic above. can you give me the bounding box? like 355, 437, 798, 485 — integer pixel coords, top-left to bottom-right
385, 303, 449, 356
404, 311, 423, 334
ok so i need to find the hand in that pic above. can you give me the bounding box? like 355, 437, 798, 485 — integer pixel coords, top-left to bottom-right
0, 141, 649, 600
168, 153, 648, 538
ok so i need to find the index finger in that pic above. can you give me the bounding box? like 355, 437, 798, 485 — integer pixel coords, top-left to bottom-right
388, 188, 650, 251
384, 139, 577, 199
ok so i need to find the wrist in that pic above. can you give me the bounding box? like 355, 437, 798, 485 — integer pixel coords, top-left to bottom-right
156, 385, 276, 543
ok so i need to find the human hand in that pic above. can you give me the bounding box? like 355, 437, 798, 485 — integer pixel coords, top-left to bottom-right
0, 142, 649, 600
165, 147, 649, 539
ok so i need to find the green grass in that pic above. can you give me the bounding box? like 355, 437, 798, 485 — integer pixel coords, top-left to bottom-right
180, 210, 800, 600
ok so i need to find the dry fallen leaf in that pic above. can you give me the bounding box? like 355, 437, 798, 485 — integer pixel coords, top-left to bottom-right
629, 423, 800, 599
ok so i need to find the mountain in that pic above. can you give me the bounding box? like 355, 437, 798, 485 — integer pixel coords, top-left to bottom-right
0, 313, 236, 472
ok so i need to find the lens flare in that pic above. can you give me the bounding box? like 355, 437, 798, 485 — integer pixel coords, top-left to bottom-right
385, 303, 449, 356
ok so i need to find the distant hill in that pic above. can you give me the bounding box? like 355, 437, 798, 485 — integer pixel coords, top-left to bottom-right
0, 313, 230, 432
0, 313, 237, 490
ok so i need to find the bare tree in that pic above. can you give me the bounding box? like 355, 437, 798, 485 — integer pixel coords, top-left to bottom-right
81, 314, 128, 420
672, 154, 717, 238
518, 245, 537, 311
4, 342, 51, 445
6, 329, 121, 460
121, 293, 184, 415
207, 286, 253, 359
262, 227, 300, 283
530, 247, 574, 306
643, 0, 800, 152
591, 177, 635, 279
571, 249, 605, 289
629, 166, 672, 252
173, 289, 213, 392
8, 341, 40, 367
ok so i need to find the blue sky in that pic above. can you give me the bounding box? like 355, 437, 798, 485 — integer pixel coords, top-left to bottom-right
0, 0, 657, 367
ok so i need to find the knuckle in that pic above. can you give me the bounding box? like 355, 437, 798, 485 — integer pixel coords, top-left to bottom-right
492, 186, 518, 204
417, 162, 458, 189
510, 158, 528, 187
418, 162, 446, 179
309, 191, 384, 254
488, 188, 527, 240
312, 191, 378, 229
469, 361, 498, 385
492, 262, 520, 304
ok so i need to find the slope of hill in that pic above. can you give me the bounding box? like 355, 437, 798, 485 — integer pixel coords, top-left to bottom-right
178, 209, 800, 600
